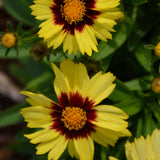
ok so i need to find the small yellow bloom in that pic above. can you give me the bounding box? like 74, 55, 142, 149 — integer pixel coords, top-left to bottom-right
151, 77, 160, 94
21, 59, 131, 160
1, 32, 16, 48
125, 129, 160, 160
154, 42, 160, 58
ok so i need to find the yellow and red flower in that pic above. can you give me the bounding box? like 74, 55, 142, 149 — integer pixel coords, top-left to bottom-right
30, 0, 122, 56
21, 59, 131, 160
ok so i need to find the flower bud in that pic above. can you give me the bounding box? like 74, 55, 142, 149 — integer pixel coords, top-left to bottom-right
151, 77, 160, 94
154, 42, 160, 58
1, 33, 17, 48
116, 12, 125, 23
30, 41, 51, 61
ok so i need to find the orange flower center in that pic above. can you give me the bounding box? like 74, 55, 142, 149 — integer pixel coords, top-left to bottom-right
61, 106, 87, 130
61, 0, 86, 24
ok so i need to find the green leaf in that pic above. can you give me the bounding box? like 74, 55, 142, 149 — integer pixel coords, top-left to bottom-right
0, 103, 25, 127
0, 32, 3, 36
9, 56, 45, 84
144, 44, 155, 50
127, 7, 159, 51
125, 74, 153, 91
147, 102, 160, 124
25, 71, 53, 93
136, 115, 143, 137
136, 109, 155, 137
7, 21, 14, 32
0, 45, 31, 58
5, 48, 10, 56
115, 98, 144, 116
101, 55, 113, 73
135, 43, 152, 72
108, 79, 135, 101
16, 22, 23, 33
2, 0, 36, 26
143, 109, 153, 137
131, 0, 147, 6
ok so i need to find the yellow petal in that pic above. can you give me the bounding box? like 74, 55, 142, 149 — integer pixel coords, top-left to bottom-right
93, 105, 131, 135
101, 8, 123, 20
92, 130, 112, 147
38, 19, 63, 40
68, 139, 79, 158
59, 59, 90, 96
68, 139, 75, 158
20, 91, 53, 107
33, 0, 52, 6
30, 5, 52, 20
48, 136, 68, 160
75, 26, 98, 56
21, 106, 52, 128
45, 30, 67, 49
85, 25, 98, 46
92, 125, 130, 148
25, 129, 59, 144
36, 135, 63, 155
151, 129, 160, 159
51, 62, 71, 96
30, 0, 53, 20
145, 135, 155, 159
95, 17, 116, 30
63, 33, 79, 55
96, 0, 120, 10
95, 104, 129, 119
27, 120, 53, 128
21, 106, 51, 120
108, 156, 119, 160
73, 137, 94, 160
87, 72, 116, 105
92, 21, 113, 41
125, 141, 138, 160
125, 135, 155, 160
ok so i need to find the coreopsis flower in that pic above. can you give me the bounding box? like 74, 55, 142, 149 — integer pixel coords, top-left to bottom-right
30, 0, 122, 56
154, 42, 160, 58
151, 77, 160, 94
1, 32, 16, 48
125, 129, 160, 160
21, 59, 131, 160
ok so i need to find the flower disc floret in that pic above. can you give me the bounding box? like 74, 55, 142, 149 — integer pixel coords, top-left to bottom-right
61, 106, 87, 130
61, 0, 86, 24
